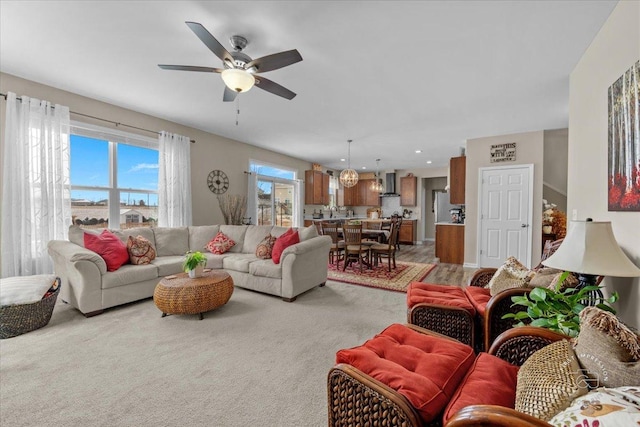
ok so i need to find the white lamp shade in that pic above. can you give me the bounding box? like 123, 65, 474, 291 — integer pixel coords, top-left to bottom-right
542, 220, 640, 277
339, 169, 359, 188
221, 69, 255, 93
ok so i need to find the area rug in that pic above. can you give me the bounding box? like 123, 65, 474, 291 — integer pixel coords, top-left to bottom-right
327, 261, 436, 293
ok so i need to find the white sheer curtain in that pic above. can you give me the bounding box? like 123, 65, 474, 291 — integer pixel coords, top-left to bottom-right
293, 179, 303, 227
246, 172, 257, 225
158, 131, 192, 227
1, 92, 71, 277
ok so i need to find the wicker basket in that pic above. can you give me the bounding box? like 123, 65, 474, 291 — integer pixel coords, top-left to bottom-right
0, 278, 60, 339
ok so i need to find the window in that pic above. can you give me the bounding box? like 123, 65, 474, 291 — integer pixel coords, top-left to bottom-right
70, 123, 158, 230
249, 160, 301, 227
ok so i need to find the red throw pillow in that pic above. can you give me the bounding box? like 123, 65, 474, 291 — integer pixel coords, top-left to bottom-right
205, 231, 236, 255
84, 229, 130, 271
271, 228, 300, 264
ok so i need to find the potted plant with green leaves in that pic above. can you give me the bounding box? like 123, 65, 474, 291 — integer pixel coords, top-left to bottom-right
183, 251, 207, 278
503, 273, 618, 338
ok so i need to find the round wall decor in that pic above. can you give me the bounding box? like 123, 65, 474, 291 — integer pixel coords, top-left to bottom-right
207, 170, 229, 194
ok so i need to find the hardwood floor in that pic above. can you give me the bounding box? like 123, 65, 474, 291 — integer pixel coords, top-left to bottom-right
396, 241, 477, 286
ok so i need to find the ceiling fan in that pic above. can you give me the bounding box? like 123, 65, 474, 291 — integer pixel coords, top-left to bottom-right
159, 21, 302, 102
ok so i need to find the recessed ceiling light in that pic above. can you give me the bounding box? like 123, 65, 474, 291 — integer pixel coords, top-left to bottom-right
340, 158, 346, 162
415, 150, 422, 154
361, 166, 366, 170
426, 160, 432, 164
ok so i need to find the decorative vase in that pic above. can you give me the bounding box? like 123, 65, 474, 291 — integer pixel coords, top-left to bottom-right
188, 265, 204, 278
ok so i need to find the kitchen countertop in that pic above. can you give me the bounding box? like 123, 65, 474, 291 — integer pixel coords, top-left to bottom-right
435, 222, 465, 226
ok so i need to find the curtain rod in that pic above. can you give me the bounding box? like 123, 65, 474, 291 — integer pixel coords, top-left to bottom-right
1, 92, 196, 144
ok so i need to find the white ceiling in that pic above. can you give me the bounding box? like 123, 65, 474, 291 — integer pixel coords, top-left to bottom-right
0, 1, 617, 171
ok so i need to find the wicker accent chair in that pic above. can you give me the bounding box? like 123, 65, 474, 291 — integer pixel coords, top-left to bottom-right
327, 325, 568, 427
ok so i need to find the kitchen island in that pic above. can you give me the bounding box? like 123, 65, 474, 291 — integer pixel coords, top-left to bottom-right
435, 222, 464, 264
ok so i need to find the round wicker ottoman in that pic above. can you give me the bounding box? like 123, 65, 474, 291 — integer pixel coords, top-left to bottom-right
153, 270, 234, 320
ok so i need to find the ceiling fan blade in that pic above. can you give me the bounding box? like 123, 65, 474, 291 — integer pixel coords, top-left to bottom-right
223, 86, 238, 102
246, 49, 302, 73
185, 21, 233, 64
254, 76, 296, 100
158, 64, 224, 73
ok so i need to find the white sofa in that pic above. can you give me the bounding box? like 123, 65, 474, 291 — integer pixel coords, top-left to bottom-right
47, 224, 332, 317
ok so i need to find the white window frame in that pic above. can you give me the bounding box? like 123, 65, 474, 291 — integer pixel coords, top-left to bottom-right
70, 121, 159, 229
249, 159, 302, 227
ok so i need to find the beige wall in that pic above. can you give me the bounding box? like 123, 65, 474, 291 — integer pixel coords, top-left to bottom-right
569, 1, 640, 328
464, 131, 545, 268
0, 73, 312, 227
543, 129, 568, 212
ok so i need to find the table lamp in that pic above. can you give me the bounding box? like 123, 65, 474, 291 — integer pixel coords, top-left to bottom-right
542, 218, 640, 305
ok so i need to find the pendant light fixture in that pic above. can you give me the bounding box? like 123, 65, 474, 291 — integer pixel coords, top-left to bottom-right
339, 139, 359, 188
370, 158, 384, 192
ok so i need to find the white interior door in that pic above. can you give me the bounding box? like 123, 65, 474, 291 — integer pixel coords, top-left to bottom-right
478, 165, 533, 268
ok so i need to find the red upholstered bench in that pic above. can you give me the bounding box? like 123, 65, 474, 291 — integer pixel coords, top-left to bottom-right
330, 323, 476, 426
407, 282, 476, 348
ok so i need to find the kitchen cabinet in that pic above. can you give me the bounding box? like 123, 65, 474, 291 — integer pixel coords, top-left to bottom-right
357, 179, 380, 206
398, 220, 416, 245
400, 175, 417, 206
338, 182, 357, 206
305, 170, 330, 205
449, 156, 466, 205
435, 224, 464, 264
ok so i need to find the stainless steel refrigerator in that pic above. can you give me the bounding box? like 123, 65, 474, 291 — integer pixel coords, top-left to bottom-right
434, 191, 455, 223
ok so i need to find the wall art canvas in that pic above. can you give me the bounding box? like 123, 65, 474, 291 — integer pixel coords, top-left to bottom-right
608, 60, 640, 211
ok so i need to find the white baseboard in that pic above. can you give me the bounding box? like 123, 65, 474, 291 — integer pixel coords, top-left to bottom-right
463, 262, 478, 269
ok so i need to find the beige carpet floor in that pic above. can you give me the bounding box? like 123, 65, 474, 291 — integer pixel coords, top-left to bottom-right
0, 279, 408, 426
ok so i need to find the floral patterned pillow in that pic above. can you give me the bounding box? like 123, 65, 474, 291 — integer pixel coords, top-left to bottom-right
255, 234, 277, 259
549, 386, 640, 426
486, 256, 534, 296
205, 231, 236, 255
127, 235, 156, 265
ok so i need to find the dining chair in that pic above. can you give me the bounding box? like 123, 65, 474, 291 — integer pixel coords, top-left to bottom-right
342, 223, 370, 273
370, 221, 399, 272
321, 221, 345, 268
392, 216, 403, 251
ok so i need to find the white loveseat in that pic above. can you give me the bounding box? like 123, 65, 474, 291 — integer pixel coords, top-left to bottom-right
47, 224, 331, 317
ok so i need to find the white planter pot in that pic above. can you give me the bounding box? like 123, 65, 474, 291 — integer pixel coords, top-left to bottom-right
188, 265, 204, 279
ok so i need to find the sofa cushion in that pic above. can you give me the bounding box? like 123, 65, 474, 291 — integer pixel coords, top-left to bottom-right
270, 226, 289, 238
516, 340, 588, 421
150, 256, 184, 277
272, 228, 300, 264
127, 235, 156, 265
463, 286, 491, 316
575, 306, 640, 388
336, 323, 475, 423
406, 282, 476, 315
223, 254, 259, 273
219, 225, 247, 253
68, 225, 100, 247
203, 253, 227, 269
188, 225, 219, 252
153, 227, 189, 256
549, 386, 640, 427
112, 227, 156, 248
84, 229, 130, 272
443, 352, 520, 424
102, 263, 158, 289
298, 224, 319, 241
205, 231, 236, 254
0, 274, 58, 305
249, 259, 282, 279
243, 225, 273, 254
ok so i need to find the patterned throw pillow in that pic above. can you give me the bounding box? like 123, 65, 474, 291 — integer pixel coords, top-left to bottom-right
486, 256, 534, 296
575, 306, 640, 388
255, 234, 277, 259
127, 235, 156, 265
549, 386, 640, 427
205, 231, 236, 255
515, 340, 589, 421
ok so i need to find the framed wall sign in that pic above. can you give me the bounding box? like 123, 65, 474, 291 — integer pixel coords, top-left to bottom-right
490, 142, 516, 163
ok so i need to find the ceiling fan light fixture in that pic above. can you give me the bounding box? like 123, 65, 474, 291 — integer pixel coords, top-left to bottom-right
221, 68, 255, 93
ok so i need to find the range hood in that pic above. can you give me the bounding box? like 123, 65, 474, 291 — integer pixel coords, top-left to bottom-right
381, 172, 400, 197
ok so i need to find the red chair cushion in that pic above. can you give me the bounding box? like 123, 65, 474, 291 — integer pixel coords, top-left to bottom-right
464, 286, 491, 316
336, 323, 475, 423
442, 352, 519, 424
407, 282, 476, 315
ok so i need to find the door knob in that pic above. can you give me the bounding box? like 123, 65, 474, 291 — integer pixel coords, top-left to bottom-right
521, 224, 528, 228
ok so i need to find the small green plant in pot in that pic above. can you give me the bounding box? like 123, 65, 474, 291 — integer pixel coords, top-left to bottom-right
503, 273, 618, 338
183, 251, 207, 278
